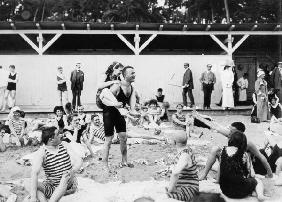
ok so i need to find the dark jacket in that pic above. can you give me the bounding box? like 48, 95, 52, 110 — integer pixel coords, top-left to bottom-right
182, 68, 194, 89
270, 67, 281, 89
70, 70, 84, 90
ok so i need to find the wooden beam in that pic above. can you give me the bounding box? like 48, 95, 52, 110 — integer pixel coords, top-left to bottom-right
2, 30, 282, 35
134, 34, 140, 55
37, 33, 43, 55
42, 33, 62, 54
210, 34, 229, 54
117, 34, 136, 54
138, 34, 157, 54
19, 33, 40, 54
231, 34, 249, 53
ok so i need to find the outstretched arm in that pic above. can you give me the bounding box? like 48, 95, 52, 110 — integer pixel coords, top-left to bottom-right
247, 141, 273, 178
192, 112, 230, 138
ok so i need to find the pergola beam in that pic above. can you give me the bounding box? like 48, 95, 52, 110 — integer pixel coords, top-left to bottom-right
117, 34, 137, 54
138, 34, 157, 53
41, 33, 62, 54
1, 30, 282, 35
19, 33, 40, 54
210, 34, 230, 54
232, 34, 249, 53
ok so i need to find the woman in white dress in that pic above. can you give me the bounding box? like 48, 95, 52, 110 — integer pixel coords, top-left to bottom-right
221, 63, 234, 110
237, 73, 249, 103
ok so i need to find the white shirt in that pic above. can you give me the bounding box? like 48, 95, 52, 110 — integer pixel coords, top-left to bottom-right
0, 68, 9, 87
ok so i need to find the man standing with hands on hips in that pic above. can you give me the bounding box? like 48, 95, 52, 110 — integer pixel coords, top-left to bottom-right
182, 63, 195, 109
200, 64, 216, 109
70, 62, 84, 111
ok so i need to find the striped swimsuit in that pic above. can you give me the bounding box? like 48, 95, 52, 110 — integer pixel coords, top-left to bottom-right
10, 119, 25, 136
167, 148, 199, 201
42, 144, 77, 198
90, 124, 105, 142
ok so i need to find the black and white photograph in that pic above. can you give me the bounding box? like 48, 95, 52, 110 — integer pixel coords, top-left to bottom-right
1, 0, 282, 201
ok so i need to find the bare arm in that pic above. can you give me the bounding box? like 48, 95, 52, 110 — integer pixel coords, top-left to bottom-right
168, 153, 190, 192
97, 74, 118, 90
192, 112, 230, 138
247, 141, 273, 178
171, 114, 186, 126
30, 148, 44, 201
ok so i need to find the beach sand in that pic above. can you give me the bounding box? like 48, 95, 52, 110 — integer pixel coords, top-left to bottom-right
1, 115, 282, 201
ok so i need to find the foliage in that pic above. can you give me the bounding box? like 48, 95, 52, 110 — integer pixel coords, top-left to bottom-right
0, 0, 280, 23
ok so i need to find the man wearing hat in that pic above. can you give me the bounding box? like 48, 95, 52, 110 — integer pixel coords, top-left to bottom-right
200, 64, 216, 109
182, 63, 195, 108
70, 62, 84, 111
270, 62, 282, 103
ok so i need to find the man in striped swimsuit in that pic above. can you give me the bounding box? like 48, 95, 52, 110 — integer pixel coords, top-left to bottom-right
29, 127, 82, 202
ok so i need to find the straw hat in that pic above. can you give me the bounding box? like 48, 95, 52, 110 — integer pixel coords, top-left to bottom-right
257, 70, 265, 78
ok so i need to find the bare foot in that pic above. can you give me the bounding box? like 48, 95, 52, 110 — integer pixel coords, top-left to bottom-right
257, 195, 270, 201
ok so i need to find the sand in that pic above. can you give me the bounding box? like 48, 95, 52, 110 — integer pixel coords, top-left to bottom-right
1, 115, 282, 202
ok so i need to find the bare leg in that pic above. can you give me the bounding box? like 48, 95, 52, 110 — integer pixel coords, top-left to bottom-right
58, 90, 63, 106
10, 90, 16, 108
199, 146, 221, 180
118, 132, 127, 164
127, 133, 164, 141
0, 136, 6, 152
255, 178, 269, 200
1, 90, 9, 111
102, 136, 114, 172
49, 181, 68, 202
37, 190, 48, 202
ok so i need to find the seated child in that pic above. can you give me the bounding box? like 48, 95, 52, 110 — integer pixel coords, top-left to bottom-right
269, 97, 282, 119
156, 88, 165, 103
0, 126, 8, 152
8, 110, 27, 146
219, 131, 268, 200
172, 104, 210, 137
147, 99, 161, 127
166, 131, 199, 201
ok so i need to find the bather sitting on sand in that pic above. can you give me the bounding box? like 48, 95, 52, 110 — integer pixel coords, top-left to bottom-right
27, 127, 82, 202
172, 104, 211, 138
166, 131, 199, 201
191, 112, 273, 181
84, 113, 166, 144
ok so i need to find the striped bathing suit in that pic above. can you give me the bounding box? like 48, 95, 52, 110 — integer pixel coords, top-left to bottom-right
167, 147, 199, 201
42, 143, 77, 198
10, 119, 25, 136
90, 124, 105, 142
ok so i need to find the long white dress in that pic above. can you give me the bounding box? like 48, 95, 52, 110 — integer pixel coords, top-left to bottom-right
221, 69, 234, 108
237, 77, 248, 101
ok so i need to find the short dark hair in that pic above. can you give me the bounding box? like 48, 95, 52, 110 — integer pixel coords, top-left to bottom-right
91, 113, 99, 120
41, 127, 57, 145
9, 65, 15, 69
122, 66, 134, 77
231, 122, 246, 132
148, 99, 158, 106
176, 103, 184, 108
19, 110, 25, 118
157, 88, 163, 92
67, 113, 78, 123
65, 102, 72, 112
53, 106, 65, 114
228, 130, 247, 155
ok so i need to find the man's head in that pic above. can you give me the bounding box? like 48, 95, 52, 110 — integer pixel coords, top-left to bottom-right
170, 131, 188, 146
41, 126, 61, 146
91, 114, 100, 126
257, 70, 265, 79
9, 65, 15, 72
184, 63, 189, 69
229, 122, 246, 133
207, 64, 212, 71
157, 88, 163, 96
70, 114, 80, 126
75, 62, 81, 71
122, 66, 135, 83
57, 66, 63, 73
176, 103, 184, 113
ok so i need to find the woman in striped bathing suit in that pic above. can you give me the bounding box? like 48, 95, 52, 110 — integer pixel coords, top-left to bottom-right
166, 131, 199, 201
29, 127, 82, 202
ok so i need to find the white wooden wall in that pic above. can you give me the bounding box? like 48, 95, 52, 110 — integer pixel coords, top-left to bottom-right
0, 55, 231, 107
